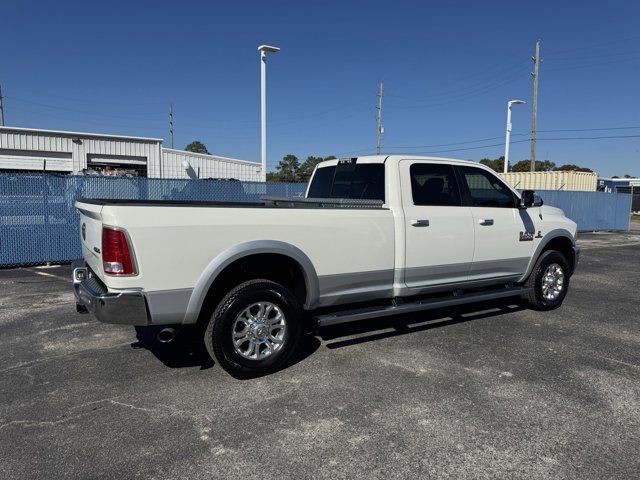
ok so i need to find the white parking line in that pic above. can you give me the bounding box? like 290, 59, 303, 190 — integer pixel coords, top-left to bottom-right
27, 268, 68, 281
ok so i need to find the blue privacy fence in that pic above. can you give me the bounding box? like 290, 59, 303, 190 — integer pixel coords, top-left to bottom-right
535, 190, 631, 231
0, 173, 306, 267
0, 174, 632, 267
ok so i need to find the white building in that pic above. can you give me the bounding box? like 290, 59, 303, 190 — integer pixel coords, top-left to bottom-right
0, 126, 262, 181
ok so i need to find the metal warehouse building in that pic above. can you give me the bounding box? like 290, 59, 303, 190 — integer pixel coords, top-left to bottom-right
0, 126, 261, 181
500, 170, 598, 192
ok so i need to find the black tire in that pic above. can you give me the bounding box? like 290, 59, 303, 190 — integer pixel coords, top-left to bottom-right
522, 250, 570, 310
204, 279, 302, 377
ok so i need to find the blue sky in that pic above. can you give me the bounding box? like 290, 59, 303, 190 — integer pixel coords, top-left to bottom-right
2, 0, 639, 176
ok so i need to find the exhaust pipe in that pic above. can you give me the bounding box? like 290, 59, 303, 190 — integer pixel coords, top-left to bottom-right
157, 327, 177, 344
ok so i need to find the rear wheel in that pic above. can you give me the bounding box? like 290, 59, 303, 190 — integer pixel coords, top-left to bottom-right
523, 250, 570, 310
204, 279, 302, 377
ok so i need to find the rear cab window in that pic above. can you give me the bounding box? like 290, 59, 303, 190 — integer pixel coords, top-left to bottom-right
307, 160, 385, 202
409, 163, 461, 206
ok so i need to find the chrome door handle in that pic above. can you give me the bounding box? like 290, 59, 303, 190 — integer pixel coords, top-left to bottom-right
479, 219, 494, 226
411, 219, 430, 227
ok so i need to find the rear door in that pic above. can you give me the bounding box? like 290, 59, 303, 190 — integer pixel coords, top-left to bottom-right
400, 160, 475, 289
456, 165, 533, 280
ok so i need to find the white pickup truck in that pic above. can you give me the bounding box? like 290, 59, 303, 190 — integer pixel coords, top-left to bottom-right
73, 156, 580, 376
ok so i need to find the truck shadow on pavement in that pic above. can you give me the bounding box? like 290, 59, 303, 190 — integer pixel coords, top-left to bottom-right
130, 325, 322, 374
319, 299, 527, 349
131, 326, 215, 370
130, 299, 526, 375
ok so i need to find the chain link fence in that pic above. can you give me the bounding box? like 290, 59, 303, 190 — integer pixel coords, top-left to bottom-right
0, 174, 633, 268
0, 173, 306, 267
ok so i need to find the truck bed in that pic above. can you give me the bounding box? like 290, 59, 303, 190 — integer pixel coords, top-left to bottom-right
77, 197, 386, 209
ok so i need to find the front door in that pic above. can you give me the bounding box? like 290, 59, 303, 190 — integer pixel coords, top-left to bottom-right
456, 165, 534, 280
400, 160, 475, 289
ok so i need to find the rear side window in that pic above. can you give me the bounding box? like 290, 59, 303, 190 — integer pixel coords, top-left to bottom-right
458, 166, 517, 208
307, 162, 385, 201
410, 163, 461, 206
307, 166, 335, 198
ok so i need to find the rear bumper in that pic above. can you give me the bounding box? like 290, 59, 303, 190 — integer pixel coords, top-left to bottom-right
72, 261, 149, 326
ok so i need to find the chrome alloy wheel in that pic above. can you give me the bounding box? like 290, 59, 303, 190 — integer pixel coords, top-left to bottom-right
542, 263, 565, 301
231, 302, 286, 360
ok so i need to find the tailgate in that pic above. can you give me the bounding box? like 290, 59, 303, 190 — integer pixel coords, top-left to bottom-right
76, 201, 104, 278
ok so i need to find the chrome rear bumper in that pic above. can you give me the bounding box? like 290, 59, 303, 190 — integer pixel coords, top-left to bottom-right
72, 261, 149, 326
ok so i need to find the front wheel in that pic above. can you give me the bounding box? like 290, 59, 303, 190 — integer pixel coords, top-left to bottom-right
523, 250, 570, 310
204, 279, 302, 377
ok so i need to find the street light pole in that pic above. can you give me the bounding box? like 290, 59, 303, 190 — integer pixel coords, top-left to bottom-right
504, 99, 525, 173
258, 45, 280, 182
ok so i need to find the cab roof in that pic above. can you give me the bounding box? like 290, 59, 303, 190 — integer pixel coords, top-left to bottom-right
316, 155, 481, 168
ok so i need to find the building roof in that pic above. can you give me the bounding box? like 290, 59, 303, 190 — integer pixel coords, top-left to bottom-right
0, 125, 164, 143
162, 148, 260, 166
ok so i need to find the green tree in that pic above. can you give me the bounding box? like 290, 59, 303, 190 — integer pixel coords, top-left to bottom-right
479, 157, 504, 173
299, 156, 324, 181
555, 164, 593, 172
185, 141, 210, 154
299, 155, 336, 181
274, 154, 301, 183
624, 174, 634, 178
511, 159, 556, 172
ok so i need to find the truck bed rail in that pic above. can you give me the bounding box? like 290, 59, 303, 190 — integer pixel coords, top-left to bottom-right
261, 196, 385, 209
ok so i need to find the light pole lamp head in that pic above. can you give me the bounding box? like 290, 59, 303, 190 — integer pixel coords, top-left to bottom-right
258, 45, 280, 54
508, 99, 526, 108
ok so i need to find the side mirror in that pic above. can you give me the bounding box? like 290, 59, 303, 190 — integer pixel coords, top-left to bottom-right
520, 190, 535, 208
520, 190, 544, 208
533, 194, 544, 207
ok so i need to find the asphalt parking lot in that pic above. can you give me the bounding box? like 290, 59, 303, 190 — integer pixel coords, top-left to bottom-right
1, 230, 639, 479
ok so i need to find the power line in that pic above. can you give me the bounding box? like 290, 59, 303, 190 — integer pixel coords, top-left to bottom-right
386, 59, 530, 104
385, 71, 526, 110
393, 135, 640, 156
335, 132, 640, 158
385, 135, 508, 149
7, 86, 167, 107
333, 125, 640, 157
385, 126, 640, 148
9, 92, 372, 128
543, 49, 640, 62
6, 96, 164, 120
543, 35, 640, 57
399, 139, 530, 155
543, 54, 640, 73
539, 126, 640, 133
537, 134, 640, 141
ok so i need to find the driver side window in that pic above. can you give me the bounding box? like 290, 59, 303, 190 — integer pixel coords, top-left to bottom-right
458, 166, 517, 208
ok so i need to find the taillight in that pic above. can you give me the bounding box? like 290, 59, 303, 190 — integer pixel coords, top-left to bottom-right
102, 227, 136, 275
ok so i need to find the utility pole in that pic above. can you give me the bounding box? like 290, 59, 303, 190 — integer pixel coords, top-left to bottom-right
376, 81, 384, 154
0, 85, 5, 126
530, 40, 541, 171
169, 103, 174, 148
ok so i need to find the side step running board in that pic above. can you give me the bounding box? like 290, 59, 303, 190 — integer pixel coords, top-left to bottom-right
314, 287, 531, 327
